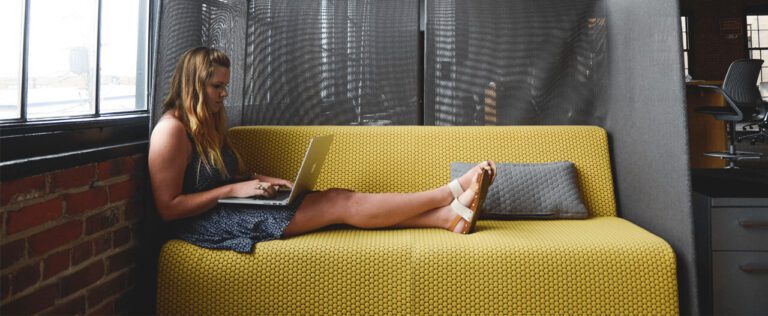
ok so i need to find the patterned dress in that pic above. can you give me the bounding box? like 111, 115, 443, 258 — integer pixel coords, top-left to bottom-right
171, 140, 304, 253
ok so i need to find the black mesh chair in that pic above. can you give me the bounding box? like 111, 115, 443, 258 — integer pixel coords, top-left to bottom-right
696, 59, 768, 168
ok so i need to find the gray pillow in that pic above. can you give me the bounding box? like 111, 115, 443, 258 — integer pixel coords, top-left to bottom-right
450, 161, 589, 219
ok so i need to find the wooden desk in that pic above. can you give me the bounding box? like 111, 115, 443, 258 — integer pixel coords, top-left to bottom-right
687, 81, 727, 168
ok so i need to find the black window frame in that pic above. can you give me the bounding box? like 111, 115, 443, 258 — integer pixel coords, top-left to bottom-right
681, 15, 694, 78
745, 7, 768, 83
0, 0, 157, 181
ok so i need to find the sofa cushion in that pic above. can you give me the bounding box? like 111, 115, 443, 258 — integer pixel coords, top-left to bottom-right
450, 161, 589, 219
157, 217, 678, 314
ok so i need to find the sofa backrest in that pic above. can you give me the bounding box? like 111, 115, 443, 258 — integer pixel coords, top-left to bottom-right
228, 126, 617, 217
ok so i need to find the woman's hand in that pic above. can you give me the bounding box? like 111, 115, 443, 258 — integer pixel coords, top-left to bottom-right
228, 180, 278, 198
252, 174, 294, 190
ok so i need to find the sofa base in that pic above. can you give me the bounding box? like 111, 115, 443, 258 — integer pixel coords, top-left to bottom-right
157, 217, 677, 314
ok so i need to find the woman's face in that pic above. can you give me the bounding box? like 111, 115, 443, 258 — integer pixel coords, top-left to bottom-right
204, 65, 230, 113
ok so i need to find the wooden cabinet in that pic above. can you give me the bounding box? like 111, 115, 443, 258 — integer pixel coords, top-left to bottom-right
686, 81, 727, 169
692, 169, 768, 315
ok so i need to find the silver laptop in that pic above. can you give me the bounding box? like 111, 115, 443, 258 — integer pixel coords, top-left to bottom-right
218, 135, 334, 206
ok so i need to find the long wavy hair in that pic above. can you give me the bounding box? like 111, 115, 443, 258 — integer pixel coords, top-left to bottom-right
162, 47, 237, 178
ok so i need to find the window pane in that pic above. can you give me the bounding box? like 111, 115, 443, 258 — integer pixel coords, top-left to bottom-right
0, 0, 24, 120
27, 0, 98, 119
748, 15, 758, 30
760, 30, 768, 49
100, 0, 149, 113
680, 17, 687, 32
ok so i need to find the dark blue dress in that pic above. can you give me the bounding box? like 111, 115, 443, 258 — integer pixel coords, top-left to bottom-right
171, 142, 303, 253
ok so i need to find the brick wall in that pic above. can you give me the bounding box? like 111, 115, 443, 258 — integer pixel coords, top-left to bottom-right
0, 154, 146, 315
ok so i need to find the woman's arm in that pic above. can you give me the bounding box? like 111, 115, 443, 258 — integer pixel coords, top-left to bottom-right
148, 118, 269, 221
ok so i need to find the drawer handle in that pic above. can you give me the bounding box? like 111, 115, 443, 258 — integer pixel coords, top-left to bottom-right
737, 220, 768, 228
739, 264, 768, 273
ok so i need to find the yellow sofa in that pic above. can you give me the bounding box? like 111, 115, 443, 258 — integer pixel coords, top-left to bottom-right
156, 126, 678, 315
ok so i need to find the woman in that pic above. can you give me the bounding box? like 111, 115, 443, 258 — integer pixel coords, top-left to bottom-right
148, 47, 495, 253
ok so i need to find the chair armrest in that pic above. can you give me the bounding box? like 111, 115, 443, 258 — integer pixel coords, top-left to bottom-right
695, 85, 743, 117
697, 84, 722, 90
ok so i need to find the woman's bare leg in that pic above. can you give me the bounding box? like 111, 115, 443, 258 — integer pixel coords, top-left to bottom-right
283, 178, 481, 237
282, 161, 493, 237
283, 187, 450, 237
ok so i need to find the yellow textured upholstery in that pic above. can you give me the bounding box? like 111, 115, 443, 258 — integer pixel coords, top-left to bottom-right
157, 126, 678, 315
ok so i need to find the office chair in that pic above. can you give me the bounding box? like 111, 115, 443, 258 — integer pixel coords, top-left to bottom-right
695, 59, 767, 168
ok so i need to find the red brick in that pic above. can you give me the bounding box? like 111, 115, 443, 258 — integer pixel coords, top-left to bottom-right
108, 179, 139, 203
107, 248, 134, 274
93, 233, 112, 253
50, 165, 95, 191
1, 239, 26, 269
11, 261, 41, 295
71, 240, 93, 266
40, 295, 86, 316
89, 298, 116, 316
28, 220, 83, 257
59, 260, 104, 298
6, 197, 63, 234
2, 283, 58, 315
65, 187, 108, 215
87, 272, 129, 308
1, 174, 46, 206
112, 226, 132, 248
1, 274, 10, 301
97, 157, 136, 181
43, 249, 70, 280
85, 209, 119, 236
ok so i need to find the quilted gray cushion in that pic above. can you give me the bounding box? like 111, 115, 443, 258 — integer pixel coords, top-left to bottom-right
450, 161, 589, 219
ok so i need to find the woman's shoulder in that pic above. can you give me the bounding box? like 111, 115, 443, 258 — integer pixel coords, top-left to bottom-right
151, 114, 189, 147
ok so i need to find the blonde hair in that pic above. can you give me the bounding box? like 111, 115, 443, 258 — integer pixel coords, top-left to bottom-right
163, 47, 236, 178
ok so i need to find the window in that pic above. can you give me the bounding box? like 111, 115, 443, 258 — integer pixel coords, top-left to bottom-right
747, 14, 768, 83
1, 0, 149, 121
681, 16, 691, 78
0, 0, 151, 180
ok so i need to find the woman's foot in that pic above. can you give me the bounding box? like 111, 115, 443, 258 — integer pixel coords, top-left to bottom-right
442, 168, 492, 234
443, 184, 478, 233
449, 160, 496, 199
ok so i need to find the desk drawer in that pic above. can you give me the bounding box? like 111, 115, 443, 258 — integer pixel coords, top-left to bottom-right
712, 208, 768, 251
713, 252, 768, 315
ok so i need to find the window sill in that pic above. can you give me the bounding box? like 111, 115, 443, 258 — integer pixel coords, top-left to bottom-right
0, 114, 150, 181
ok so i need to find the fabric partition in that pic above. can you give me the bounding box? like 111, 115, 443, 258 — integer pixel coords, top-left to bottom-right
598, 0, 696, 313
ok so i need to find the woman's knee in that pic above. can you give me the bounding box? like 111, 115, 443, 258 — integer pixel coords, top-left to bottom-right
322, 188, 355, 223
306, 188, 354, 221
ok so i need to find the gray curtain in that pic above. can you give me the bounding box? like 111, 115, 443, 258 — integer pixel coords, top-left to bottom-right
242, 0, 419, 125
153, 0, 247, 127
425, 0, 607, 125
